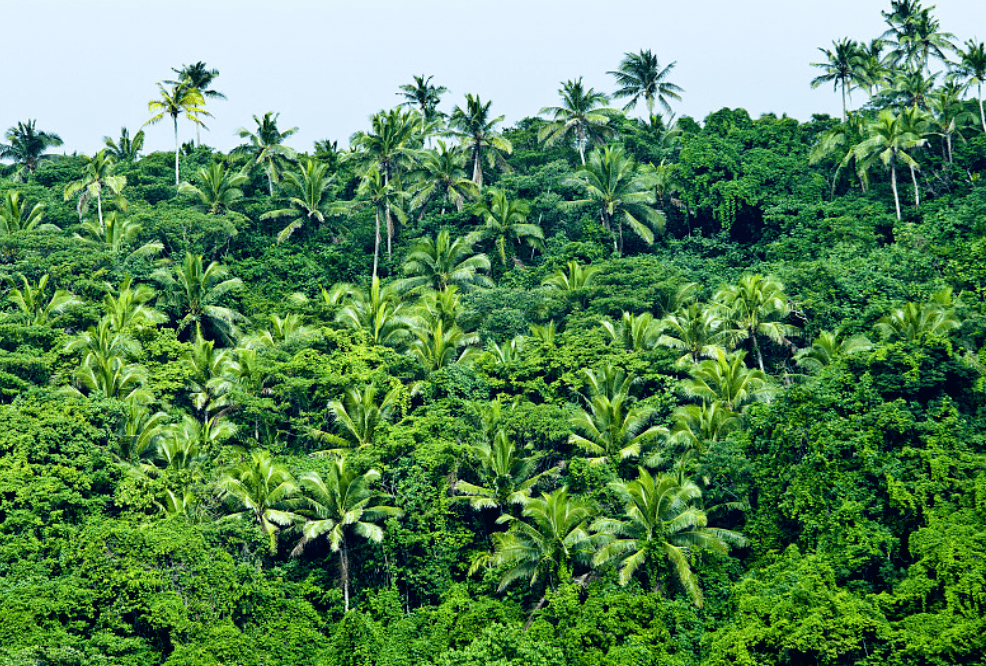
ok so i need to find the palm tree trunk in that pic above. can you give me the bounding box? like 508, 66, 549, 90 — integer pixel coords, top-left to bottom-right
173, 116, 180, 186
96, 188, 104, 232
752, 333, 765, 373
373, 211, 381, 280
472, 146, 483, 187
340, 539, 351, 612
978, 83, 986, 134
841, 81, 848, 122
910, 164, 920, 207
267, 170, 274, 197
890, 163, 901, 220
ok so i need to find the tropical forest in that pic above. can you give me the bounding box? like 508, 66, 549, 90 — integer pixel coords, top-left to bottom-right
0, 1, 984, 664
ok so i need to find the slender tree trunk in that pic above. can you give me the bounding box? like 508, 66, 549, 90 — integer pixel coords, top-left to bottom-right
978, 83, 986, 134
752, 333, 765, 373
173, 116, 180, 186
383, 171, 394, 258
267, 169, 274, 197
96, 188, 104, 232
910, 164, 920, 207
472, 145, 483, 187
373, 211, 381, 280
340, 539, 351, 612
841, 81, 848, 122
890, 163, 902, 220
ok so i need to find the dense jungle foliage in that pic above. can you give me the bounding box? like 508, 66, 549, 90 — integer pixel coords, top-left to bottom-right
1, 2, 985, 664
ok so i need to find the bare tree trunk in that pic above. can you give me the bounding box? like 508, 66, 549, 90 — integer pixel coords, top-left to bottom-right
97, 188, 104, 232
979, 83, 986, 134
373, 211, 381, 280
910, 164, 920, 207
891, 164, 901, 220
174, 116, 180, 186
472, 146, 483, 187
340, 540, 351, 612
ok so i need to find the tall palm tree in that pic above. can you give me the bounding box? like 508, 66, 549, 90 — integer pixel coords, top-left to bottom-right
952, 39, 986, 133
145, 81, 211, 185
347, 107, 424, 186
218, 450, 301, 554
233, 112, 299, 196
592, 467, 746, 606
63, 150, 127, 229
608, 49, 683, 117
326, 276, 416, 347
178, 162, 249, 215
657, 303, 727, 366
0, 191, 57, 234
292, 456, 403, 611
810, 38, 863, 121
713, 274, 798, 372
471, 189, 544, 265
399, 229, 493, 293
352, 165, 409, 277
564, 145, 665, 253
448, 94, 513, 187
455, 430, 560, 511
0, 120, 63, 178
397, 74, 448, 125
538, 78, 617, 164
852, 109, 927, 220
103, 127, 145, 163
183, 327, 239, 418
681, 349, 773, 413
926, 82, 974, 163
152, 252, 244, 342
169, 61, 226, 145
470, 487, 596, 592
261, 158, 349, 244
408, 140, 480, 216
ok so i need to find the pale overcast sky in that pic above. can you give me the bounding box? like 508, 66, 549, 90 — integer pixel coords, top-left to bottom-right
4, 0, 984, 155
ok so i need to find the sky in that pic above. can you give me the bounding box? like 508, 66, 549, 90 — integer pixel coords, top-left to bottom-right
3, 0, 985, 156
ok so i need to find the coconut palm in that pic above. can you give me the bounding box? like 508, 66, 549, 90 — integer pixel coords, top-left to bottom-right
178, 162, 248, 215
448, 94, 513, 187
75, 211, 162, 258
326, 277, 415, 347
658, 402, 743, 457
399, 229, 493, 293
183, 328, 240, 418
152, 252, 244, 342
541, 260, 601, 292
874, 288, 961, 341
352, 165, 409, 277
218, 450, 301, 554
261, 158, 348, 244
347, 107, 424, 187
115, 398, 169, 464
63, 150, 127, 229
169, 61, 226, 144
0, 120, 63, 178
406, 317, 481, 372
602, 311, 663, 351
713, 274, 798, 372
7, 274, 82, 326
609, 49, 683, 117
144, 81, 211, 185
592, 467, 746, 606
408, 140, 480, 216
233, 112, 299, 196
103, 127, 145, 163
101, 276, 167, 334
397, 74, 448, 125
680, 349, 773, 413
471, 189, 544, 265
311, 384, 402, 453
64, 319, 149, 402
455, 430, 560, 511
470, 487, 596, 592
793, 329, 873, 373
564, 145, 665, 253
657, 303, 728, 366
0, 191, 57, 234
538, 78, 617, 164
292, 456, 403, 611
926, 82, 975, 163
852, 109, 928, 220
952, 38, 986, 134
810, 38, 863, 121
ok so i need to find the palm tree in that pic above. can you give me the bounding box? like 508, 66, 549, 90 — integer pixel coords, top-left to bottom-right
399, 230, 493, 293
448, 94, 513, 187
0, 191, 57, 234
852, 109, 928, 220
471, 189, 544, 265
115, 397, 169, 464
455, 430, 560, 511
101, 276, 167, 334
218, 450, 301, 554
713, 274, 798, 373
541, 260, 601, 292
103, 127, 145, 163
608, 49, 683, 117
952, 39, 986, 133
145, 81, 211, 185
538, 78, 617, 165
183, 328, 239, 418
64, 319, 150, 402
178, 162, 248, 215
810, 38, 863, 121
233, 112, 299, 196
657, 402, 743, 458
347, 107, 424, 187
793, 329, 873, 373
470, 487, 596, 592
292, 456, 403, 611
152, 252, 244, 342
75, 211, 163, 258
592, 467, 746, 605
601, 311, 663, 351
397, 74, 448, 125
63, 150, 127, 229
169, 61, 226, 145
326, 277, 415, 347
564, 145, 665, 253
352, 165, 409, 277
874, 288, 961, 341
261, 158, 348, 244
569, 366, 662, 463
408, 140, 480, 216
7, 274, 81, 326
406, 317, 481, 372
681, 349, 773, 413
657, 303, 726, 366
899, 7, 955, 74
311, 384, 402, 453
926, 82, 974, 163
0, 120, 63, 178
